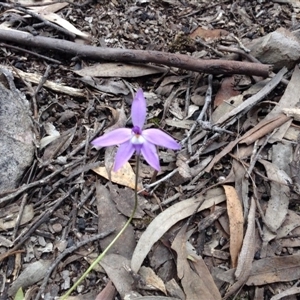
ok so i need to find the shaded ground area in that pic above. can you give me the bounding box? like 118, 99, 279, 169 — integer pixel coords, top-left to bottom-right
0, 0, 300, 299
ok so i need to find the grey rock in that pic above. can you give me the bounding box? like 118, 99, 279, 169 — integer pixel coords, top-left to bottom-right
0, 67, 34, 194
247, 27, 300, 71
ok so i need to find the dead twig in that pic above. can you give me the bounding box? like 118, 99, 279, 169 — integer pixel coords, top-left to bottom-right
0, 159, 81, 206
0, 29, 271, 77
0, 185, 79, 263
182, 74, 213, 148
0, 42, 61, 64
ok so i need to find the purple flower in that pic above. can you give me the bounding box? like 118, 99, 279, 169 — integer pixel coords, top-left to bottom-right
91, 89, 181, 171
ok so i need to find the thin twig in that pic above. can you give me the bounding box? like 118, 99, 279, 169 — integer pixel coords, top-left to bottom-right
0, 159, 81, 206
0, 42, 61, 64
11, 194, 28, 240
1, 185, 78, 262
182, 74, 213, 146
246, 129, 278, 177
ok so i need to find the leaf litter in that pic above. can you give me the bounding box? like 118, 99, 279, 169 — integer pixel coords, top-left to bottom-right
1, 1, 300, 299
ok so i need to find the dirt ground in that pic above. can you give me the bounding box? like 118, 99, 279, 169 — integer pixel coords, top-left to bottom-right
0, 0, 300, 299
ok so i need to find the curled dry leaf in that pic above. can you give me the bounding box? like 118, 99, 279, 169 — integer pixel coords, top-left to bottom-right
39, 122, 60, 149
223, 185, 244, 268
131, 187, 226, 273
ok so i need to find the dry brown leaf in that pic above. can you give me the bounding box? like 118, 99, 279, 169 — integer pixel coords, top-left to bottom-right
277, 210, 300, 239
235, 197, 256, 279
223, 185, 244, 268
42, 126, 76, 161
35, 11, 90, 38
238, 114, 291, 145
259, 159, 290, 255
108, 183, 145, 219
7, 66, 85, 97
139, 266, 167, 294
176, 153, 192, 181
282, 108, 300, 121
28, 2, 69, 14
95, 280, 116, 300
60, 290, 99, 300
8, 260, 52, 297
100, 254, 134, 299
96, 184, 136, 259
93, 162, 143, 191
74, 63, 166, 78
246, 253, 300, 286
212, 94, 244, 124
16, 0, 59, 4
79, 77, 129, 95
214, 67, 287, 125
271, 143, 293, 180
233, 145, 253, 216
0, 204, 34, 231
172, 223, 221, 300
189, 27, 229, 41
223, 197, 256, 300
214, 76, 241, 108
165, 119, 194, 129
131, 187, 226, 273
265, 65, 300, 141
187, 242, 222, 299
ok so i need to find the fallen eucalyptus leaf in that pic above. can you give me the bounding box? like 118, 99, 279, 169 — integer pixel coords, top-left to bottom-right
8, 260, 52, 297
131, 188, 226, 272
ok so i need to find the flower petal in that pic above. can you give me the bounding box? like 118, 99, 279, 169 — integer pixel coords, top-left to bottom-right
131, 89, 146, 129
113, 140, 135, 171
142, 129, 181, 150
141, 140, 160, 171
91, 128, 131, 148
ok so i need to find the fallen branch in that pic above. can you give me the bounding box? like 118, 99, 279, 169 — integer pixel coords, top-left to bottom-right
0, 29, 271, 77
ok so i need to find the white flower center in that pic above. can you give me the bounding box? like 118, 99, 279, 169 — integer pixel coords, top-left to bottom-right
131, 134, 145, 145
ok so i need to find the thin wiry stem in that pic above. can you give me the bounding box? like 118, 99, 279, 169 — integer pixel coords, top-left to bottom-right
61, 156, 140, 299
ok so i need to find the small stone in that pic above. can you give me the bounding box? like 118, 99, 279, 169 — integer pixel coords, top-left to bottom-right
52, 223, 63, 233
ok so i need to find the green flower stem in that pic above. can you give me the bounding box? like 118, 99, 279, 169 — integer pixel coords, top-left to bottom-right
61, 156, 140, 299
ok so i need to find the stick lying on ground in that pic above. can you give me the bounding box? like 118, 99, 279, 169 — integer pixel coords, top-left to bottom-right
0, 29, 271, 77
